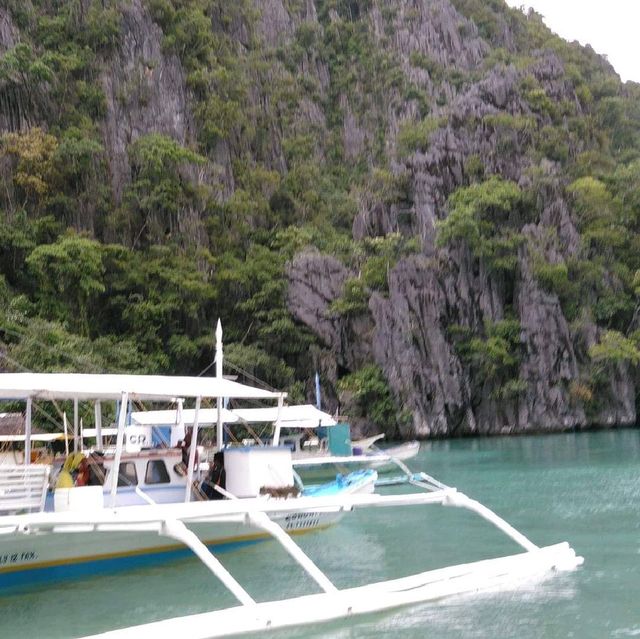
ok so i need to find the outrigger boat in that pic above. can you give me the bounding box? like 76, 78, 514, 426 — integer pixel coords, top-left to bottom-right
130, 402, 421, 481
0, 376, 584, 637
0, 323, 583, 636
0, 381, 584, 637
0, 368, 377, 589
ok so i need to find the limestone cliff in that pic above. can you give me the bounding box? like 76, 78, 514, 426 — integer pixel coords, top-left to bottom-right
1, 0, 637, 437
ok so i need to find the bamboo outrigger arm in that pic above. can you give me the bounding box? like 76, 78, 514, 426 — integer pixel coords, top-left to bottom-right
160, 518, 255, 606
0, 482, 583, 639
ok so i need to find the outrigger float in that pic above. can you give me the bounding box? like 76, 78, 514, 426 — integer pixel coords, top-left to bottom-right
57, 471, 582, 639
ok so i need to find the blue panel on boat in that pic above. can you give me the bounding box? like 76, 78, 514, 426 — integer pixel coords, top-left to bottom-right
303, 469, 375, 497
327, 423, 352, 456
151, 426, 171, 447
0, 538, 264, 591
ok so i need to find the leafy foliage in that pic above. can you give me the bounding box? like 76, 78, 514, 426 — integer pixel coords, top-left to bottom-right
450, 319, 525, 400
26, 233, 105, 336
437, 176, 527, 272
589, 331, 640, 367
337, 365, 399, 436
396, 117, 443, 156
1, 0, 640, 430
122, 134, 206, 248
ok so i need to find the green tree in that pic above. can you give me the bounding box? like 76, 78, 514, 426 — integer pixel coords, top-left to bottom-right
123, 134, 206, 247
589, 330, 640, 367
1, 128, 59, 212
26, 233, 105, 335
337, 365, 398, 437
437, 177, 526, 272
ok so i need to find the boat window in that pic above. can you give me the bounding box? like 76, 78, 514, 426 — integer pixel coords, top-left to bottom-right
145, 460, 170, 485
117, 462, 138, 487
282, 439, 297, 453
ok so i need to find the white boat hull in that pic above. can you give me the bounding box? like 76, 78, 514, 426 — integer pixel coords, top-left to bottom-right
365, 441, 421, 469
0, 512, 337, 588
0, 474, 376, 589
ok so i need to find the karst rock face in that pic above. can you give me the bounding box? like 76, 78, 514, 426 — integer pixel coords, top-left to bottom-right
282, 1, 635, 437
1, 0, 634, 437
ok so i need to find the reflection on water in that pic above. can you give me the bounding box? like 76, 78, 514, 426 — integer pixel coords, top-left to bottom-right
0, 429, 638, 638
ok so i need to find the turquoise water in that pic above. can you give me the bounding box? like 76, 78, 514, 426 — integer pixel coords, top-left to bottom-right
1, 430, 638, 638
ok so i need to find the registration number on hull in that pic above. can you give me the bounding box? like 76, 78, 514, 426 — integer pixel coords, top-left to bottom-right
0, 551, 38, 565
283, 512, 320, 530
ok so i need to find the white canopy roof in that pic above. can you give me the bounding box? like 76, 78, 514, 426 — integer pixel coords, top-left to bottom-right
0, 373, 284, 402
232, 405, 337, 428
83, 428, 118, 438
130, 408, 240, 427
128, 404, 336, 428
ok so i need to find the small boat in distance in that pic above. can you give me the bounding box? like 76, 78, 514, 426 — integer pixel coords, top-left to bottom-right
130, 404, 421, 481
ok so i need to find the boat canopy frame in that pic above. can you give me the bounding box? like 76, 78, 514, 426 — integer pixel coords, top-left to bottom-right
0, 321, 288, 507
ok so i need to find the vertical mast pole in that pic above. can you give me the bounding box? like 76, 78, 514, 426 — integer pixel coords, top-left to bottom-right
216, 319, 224, 452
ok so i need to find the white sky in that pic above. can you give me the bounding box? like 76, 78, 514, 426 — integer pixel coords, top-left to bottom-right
504, 1, 640, 83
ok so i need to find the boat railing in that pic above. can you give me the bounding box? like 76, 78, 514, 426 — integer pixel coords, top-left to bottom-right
0, 464, 50, 515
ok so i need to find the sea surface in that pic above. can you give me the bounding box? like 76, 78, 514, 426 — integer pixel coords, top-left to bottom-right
1, 429, 638, 638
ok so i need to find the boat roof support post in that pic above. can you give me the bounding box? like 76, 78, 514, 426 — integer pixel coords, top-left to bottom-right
73, 398, 79, 453
63, 412, 69, 457
24, 396, 32, 466
94, 401, 103, 452
272, 394, 284, 446
216, 398, 222, 451
185, 395, 202, 503
110, 391, 129, 508
171, 398, 185, 447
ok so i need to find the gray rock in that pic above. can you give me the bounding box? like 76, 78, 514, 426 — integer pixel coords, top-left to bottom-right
516, 228, 585, 431
100, 0, 194, 202
0, 9, 17, 52
285, 0, 635, 437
